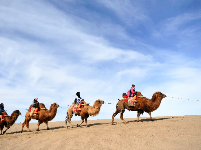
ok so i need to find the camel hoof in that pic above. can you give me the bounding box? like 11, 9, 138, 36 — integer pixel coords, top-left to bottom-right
36, 129, 40, 131
47, 128, 49, 130
77, 124, 80, 127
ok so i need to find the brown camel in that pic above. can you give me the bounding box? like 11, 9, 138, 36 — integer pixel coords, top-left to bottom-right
65, 99, 104, 128
21, 103, 59, 132
0, 110, 21, 135
112, 91, 166, 125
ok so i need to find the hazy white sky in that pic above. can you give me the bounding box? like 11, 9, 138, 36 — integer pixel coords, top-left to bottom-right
0, 0, 201, 123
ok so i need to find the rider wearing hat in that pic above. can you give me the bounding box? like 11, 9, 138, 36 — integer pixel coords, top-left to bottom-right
127, 84, 136, 97
32, 97, 40, 114
127, 84, 137, 106
74, 92, 82, 105
74, 92, 84, 111
0, 103, 5, 121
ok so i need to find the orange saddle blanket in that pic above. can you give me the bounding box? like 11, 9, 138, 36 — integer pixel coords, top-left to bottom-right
73, 102, 85, 114
128, 96, 137, 106
28, 106, 40, 112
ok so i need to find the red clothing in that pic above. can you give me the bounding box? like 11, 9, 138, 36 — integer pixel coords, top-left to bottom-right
127, 87, 136, 97
124, 95, 128, 101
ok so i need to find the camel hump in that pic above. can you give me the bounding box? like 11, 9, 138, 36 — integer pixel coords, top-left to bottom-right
39, 103, 47, 109
136, 91, 143, 97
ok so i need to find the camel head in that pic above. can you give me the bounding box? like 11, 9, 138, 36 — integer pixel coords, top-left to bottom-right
154, 92, 167, 99
13, 110, 21, 116
95, 99, 104, 104
92, 99, 104, 108
51, 103, 60, 108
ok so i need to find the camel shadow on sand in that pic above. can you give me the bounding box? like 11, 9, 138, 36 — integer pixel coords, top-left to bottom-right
86, 122, 111, 127
4, 126, 65, 135
127, 117, 170, 123
76, 117, 171, 127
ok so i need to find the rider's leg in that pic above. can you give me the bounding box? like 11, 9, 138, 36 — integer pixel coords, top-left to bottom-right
0, 115, 4, 121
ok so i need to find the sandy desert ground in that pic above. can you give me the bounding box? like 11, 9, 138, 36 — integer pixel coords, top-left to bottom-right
1, 115, 201, 150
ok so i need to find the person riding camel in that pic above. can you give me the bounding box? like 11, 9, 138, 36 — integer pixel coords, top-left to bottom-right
127, 84, 136, 97
74, 92, 83, 111
30, 97, 40, 116
127, 84, 137, 106
0, 103, 5, 121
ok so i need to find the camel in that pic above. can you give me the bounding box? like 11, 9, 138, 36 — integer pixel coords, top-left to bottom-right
112, 91, 166, 125
21, 103, 59, 132
0, 110, 21, 135
65, 99, 104, 128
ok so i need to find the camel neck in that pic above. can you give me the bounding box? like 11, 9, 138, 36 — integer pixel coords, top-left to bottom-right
151, 96, 163, 111
9, 113, 18, 125
48, 107, 57, 120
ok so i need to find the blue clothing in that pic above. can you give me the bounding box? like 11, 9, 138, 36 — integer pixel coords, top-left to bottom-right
0, 108, 5, 115
75, 96, 82, 105
0, 107, 5, 112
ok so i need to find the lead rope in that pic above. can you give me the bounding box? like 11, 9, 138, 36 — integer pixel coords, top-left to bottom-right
167, 96, 199, 101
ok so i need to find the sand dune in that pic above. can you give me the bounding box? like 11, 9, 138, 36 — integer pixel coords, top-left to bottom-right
1, 115, 201, 150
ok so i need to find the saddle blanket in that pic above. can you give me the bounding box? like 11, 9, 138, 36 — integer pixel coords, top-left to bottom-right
2, 112, 7, 119
73, 104, 80, 115
28, 106, 40, 112
128, 96, 137, 106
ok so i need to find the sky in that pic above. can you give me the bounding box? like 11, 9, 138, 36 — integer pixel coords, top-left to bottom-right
0, 0, 201, 123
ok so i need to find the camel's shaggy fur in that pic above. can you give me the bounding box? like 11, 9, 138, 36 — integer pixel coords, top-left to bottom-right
21, 103, 59, 132
65, 99, 104, 128
0, 110, 21, 135
112, 91, 166, 125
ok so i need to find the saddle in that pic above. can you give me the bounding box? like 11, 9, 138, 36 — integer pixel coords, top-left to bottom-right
2, 112, 7, 119
128, 95, 137, 106
28, 106, 40, 112
73, 101, 85, 115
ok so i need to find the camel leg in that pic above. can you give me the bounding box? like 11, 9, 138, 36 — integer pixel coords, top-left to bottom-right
77, 115, 85, 127
21, 118, 31, 132
85, 117, 88, 127
137, 112, 141, 122
148, 112, 153, 121
77, 119, 84, 127
65, 112, 73, 128
120, 112, 127, 124
26, 118, 32, 132
36, 120, 43, 131
112, 109, 119, 125
21, 120, 26, 132
44, 121, 49, 130
3, 126, 10, 134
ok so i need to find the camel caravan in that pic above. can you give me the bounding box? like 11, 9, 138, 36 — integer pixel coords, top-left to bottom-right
0, 84, 167, 135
